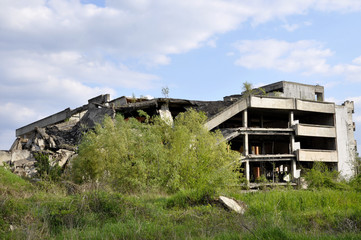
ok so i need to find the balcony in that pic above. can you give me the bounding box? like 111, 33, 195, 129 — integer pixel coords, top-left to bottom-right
294, 124, 336, 138
296, 149, 338, 162
250, 96, 294, 110
296, 99, 335, 113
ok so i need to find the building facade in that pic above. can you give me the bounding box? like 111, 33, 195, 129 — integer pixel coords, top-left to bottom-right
9, 81, 357, 181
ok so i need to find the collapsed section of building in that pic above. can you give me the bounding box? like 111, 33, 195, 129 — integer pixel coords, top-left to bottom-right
0, 81, 357, 182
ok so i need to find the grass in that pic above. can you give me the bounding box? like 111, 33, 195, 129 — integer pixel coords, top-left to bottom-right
1, 166, 361, 239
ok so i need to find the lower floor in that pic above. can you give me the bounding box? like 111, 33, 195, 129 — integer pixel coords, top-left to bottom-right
241, 160, 338, 183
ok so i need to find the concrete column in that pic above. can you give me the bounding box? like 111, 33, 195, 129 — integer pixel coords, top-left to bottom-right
291, 159, 297, 179
243, 110, 248, 128
289, 111, 294, 127
244, 133, 249, 156
290, 135, 295, 153
245, 160, 250, 183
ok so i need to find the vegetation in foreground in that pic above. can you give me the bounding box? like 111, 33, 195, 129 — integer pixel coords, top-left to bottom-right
1, 110, 361, 239
1, 165, 361, 239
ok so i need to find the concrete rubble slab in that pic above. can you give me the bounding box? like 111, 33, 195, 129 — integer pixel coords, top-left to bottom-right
219, 196, 247, 214
0, 151, 11, 165
11, 150, 31, 163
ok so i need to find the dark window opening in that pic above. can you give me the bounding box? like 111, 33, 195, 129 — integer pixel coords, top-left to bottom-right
296, 136, 336, 150
294, 112, 334, 126
315, 92, 323, 101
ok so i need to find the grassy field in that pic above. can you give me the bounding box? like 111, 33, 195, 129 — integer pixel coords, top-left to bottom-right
1, 166, 361, 239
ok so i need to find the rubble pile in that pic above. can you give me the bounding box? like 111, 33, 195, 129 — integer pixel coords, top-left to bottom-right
1, 94, 231, 178
1, 106, 114, 178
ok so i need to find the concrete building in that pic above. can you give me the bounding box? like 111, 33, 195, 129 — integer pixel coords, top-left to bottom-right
209, 81, 357, 181
10, 81, 357, 181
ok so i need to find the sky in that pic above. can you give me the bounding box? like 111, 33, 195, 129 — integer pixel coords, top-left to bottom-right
1, 0, 361, 151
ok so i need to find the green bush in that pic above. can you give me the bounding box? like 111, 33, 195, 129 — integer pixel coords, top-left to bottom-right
34, 153, 62, 182
304, 162, 348, 190
349, 174, 361, 192
71, 109, 241, 193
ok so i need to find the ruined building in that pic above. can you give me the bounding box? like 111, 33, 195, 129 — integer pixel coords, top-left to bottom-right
0, 81, 357, 182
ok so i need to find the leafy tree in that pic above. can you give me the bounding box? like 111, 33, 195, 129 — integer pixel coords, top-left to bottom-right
71, 109, 241, 193
242, 81, 266, 97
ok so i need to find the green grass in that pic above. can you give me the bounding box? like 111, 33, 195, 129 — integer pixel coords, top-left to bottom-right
0, 166, 34, 196
1, 166, 361, 239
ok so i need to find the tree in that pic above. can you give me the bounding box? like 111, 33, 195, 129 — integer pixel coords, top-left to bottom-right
161, 86, 169, 98
71, 109, 241, 193
242, 81, 266, 97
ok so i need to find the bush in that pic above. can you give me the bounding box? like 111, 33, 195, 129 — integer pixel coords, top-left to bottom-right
71, 109, 241, 193
304, 162, 348, 190
34, 153, 62, 182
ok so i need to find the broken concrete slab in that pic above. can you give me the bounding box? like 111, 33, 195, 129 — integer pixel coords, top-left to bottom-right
11, 150, 31, 163
10, 138, 23, 151
219, 196, 247, 214
54, 149, 75, 167
13, 159, 36, 168
0, 150, 11, 165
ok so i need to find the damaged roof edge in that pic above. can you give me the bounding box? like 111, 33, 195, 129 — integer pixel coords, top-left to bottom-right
16, 108, 71, 137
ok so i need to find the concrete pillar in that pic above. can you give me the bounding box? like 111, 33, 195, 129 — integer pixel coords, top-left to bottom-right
289, 111, 294, 127
290, 135, 295, 153
291, 159, 297, 179
244, 133, 249, 156
243, 110, 248, 128
245, 160, 250, 183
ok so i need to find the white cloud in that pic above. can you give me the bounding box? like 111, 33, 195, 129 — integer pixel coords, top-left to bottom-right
234, 39, 361, 82
0, 103, 40, 128
0, 129, 15, 151
282, 23, 299, 32
2, 0, 361, 150
234, 39, 333, 74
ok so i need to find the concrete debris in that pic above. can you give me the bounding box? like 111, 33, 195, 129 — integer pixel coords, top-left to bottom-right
0, 150, 11, 165
11, 150, 31, 163
5, 93, 233, 179
54, 149, 75, 167
219, 196, 247, 214
300, 177, 308, 190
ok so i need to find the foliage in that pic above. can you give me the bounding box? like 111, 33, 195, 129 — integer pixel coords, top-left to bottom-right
0, 167, 33, 196
242, 81, 266, 97
1, 166, 361, 240
34, 153, 62, 182
304, 162, 348, 190
166, 186, 215, 209
349, 174, 361, 192
353, 152, 361, 176
161, 86, 169, 98
71, 109, 241, 193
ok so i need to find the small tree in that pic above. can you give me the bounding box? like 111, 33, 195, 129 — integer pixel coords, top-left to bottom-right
71, 109, 241, 193
161, 86, 169, 98
242, 81, 266, 97
34, 153, 62, 181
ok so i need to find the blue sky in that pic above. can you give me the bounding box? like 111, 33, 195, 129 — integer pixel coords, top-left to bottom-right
1, 0, 361, 151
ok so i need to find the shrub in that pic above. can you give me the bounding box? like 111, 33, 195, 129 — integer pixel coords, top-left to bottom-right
304, 162, 348, 190
71, 109, 241, 193
34, 153, 62, 182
